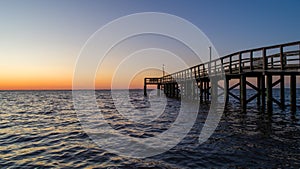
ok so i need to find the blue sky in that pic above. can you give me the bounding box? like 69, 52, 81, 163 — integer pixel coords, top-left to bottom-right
0, 0, 300, 89
2, 0, 299, 54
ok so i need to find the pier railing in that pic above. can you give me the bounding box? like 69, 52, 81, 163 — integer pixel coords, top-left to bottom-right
149, 41, 300, 83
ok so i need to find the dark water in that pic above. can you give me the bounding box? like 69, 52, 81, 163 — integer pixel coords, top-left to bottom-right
0, 90, 299, 168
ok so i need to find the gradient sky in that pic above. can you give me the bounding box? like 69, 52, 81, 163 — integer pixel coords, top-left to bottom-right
1, 0, 300, 89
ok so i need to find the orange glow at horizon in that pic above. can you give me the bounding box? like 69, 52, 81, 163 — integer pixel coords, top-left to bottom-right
2, 73, 300, 90
0, 69, 163, 90
2, 74, 300, 90
2, 67, 300, 90
0, 74, 72, 90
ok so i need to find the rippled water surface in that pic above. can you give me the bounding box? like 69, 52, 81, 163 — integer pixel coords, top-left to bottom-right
0, 90, 300, 168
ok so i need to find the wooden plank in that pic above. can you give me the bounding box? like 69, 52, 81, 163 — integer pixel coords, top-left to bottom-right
228, 91, 240, 101
246, 93, 259, 104
272, 97, 282, 108
229, 82, 240, 91
246, 81, 259, 91
271, 78, 281, 88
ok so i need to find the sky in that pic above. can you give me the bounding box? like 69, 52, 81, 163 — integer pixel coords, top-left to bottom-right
1, 0, 300, 90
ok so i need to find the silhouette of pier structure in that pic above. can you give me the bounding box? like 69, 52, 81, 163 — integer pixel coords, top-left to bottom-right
144, 41, 300, 112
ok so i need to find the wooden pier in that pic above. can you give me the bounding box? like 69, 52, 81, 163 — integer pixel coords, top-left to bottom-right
144, 41, 300, 112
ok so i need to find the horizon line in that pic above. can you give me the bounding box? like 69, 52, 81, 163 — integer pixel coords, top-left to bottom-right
0, 87, 298, 91
0, 88, 146, 91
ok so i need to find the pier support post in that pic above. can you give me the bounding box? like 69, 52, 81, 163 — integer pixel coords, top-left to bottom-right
204, 81, 207, 102
185, 81, 189, 100
290, 75, 296, 112
165, 84, 169, 97
196, 81, 199, 100
174, 83, 177, 99
240, 75, 247, 112
225, 77, 229, 105
180, 82, 184, 99
190, 81, 193, 100
175, 83, 179, 99
169, 83, 172, 97
173, 83, 176, 98
211, 77, 218, 103
144, 85, 147, 96
257, 76, 261, 106
200, 81, 203, 103
170, 83, 173, 98
267, 75, 273, 113
157, 84, 161, 96
184, 81, 187, 99
164, 83, 167, 96
260, 75, 266, 112
280, 75, 285, 109
206, 81, 210, 101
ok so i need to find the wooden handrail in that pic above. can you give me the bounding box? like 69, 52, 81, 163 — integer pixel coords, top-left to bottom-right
146, 41, 300, 83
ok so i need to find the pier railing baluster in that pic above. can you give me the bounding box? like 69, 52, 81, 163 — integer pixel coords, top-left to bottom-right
239, 52, 242, 73
231, 55, 234, 72
250, 51, 253, 71
280, 46, 284, 70
263, 48, 267, 71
